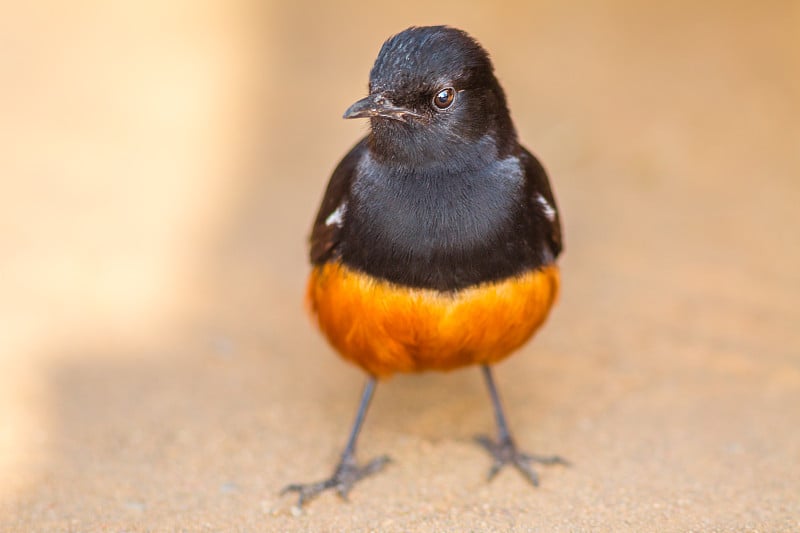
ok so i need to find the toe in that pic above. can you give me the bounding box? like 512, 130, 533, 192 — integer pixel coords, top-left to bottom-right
362, 455, 391, 476
487, 461, 503, 481
513, 457, 541, 487
474, 434, 496, 452
520, 453, 570, 466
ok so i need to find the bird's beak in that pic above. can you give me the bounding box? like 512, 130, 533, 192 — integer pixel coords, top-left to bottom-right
342, 93, 418, 122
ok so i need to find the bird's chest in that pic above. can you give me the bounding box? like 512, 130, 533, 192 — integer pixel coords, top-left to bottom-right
349, 160, 521, 254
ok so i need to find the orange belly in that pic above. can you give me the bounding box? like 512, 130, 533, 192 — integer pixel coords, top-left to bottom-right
307, 261, 560, 378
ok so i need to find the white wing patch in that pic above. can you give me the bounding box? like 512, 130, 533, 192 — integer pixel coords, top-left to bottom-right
325, 202, 347, 227
536, 193, 556, 222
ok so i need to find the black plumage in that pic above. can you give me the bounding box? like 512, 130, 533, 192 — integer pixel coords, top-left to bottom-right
310, 25, 562, 291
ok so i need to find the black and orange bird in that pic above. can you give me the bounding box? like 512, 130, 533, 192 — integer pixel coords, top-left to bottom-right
283, 26, 566, 507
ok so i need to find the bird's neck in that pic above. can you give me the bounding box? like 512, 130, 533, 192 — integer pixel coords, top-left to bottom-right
367, 131, 513, 174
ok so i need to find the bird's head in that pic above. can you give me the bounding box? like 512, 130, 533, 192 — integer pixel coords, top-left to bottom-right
343, 26, 517, 165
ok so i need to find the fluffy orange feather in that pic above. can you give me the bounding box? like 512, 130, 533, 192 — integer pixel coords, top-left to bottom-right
307, 261, 560, 378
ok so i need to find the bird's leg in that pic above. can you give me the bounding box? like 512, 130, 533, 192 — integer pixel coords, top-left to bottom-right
475, 365, 568, 486
281, 377, 390, 508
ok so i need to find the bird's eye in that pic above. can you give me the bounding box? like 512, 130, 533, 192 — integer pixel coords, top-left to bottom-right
432, 87, 455, 110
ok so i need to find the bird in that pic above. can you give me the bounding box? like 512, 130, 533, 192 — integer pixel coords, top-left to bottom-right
283, 25, 566, 507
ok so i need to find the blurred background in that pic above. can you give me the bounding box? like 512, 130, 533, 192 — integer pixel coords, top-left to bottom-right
2, 1, 799, 530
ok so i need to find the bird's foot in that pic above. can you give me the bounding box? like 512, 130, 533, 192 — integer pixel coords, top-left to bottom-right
281, 454, 390, 508
475, 435, 568, 486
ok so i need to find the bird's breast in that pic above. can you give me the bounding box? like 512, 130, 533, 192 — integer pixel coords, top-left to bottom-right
339, 152, 542, 290
350, 154, 523, 253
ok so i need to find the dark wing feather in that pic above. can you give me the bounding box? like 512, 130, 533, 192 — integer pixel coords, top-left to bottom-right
520, 146, 563, 259
309, 137, 368, 264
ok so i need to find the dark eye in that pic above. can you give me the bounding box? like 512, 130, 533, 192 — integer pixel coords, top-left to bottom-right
432, 87, 455, 110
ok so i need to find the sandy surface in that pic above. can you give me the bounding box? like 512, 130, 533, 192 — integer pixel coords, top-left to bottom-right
2, 1, 799, 531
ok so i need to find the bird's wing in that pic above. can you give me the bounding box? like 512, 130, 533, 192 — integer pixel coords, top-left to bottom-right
520, 146, 563, 259
309, 137, 368, 264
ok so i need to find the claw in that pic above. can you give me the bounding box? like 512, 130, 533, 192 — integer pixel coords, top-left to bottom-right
281, 455, 391, 508
475, 434, 566, 487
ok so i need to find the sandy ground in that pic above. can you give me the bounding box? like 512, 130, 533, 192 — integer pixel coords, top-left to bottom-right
2, 1, 799, 531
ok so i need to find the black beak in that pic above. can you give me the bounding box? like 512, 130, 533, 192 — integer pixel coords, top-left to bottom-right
343, 93, 419, 122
